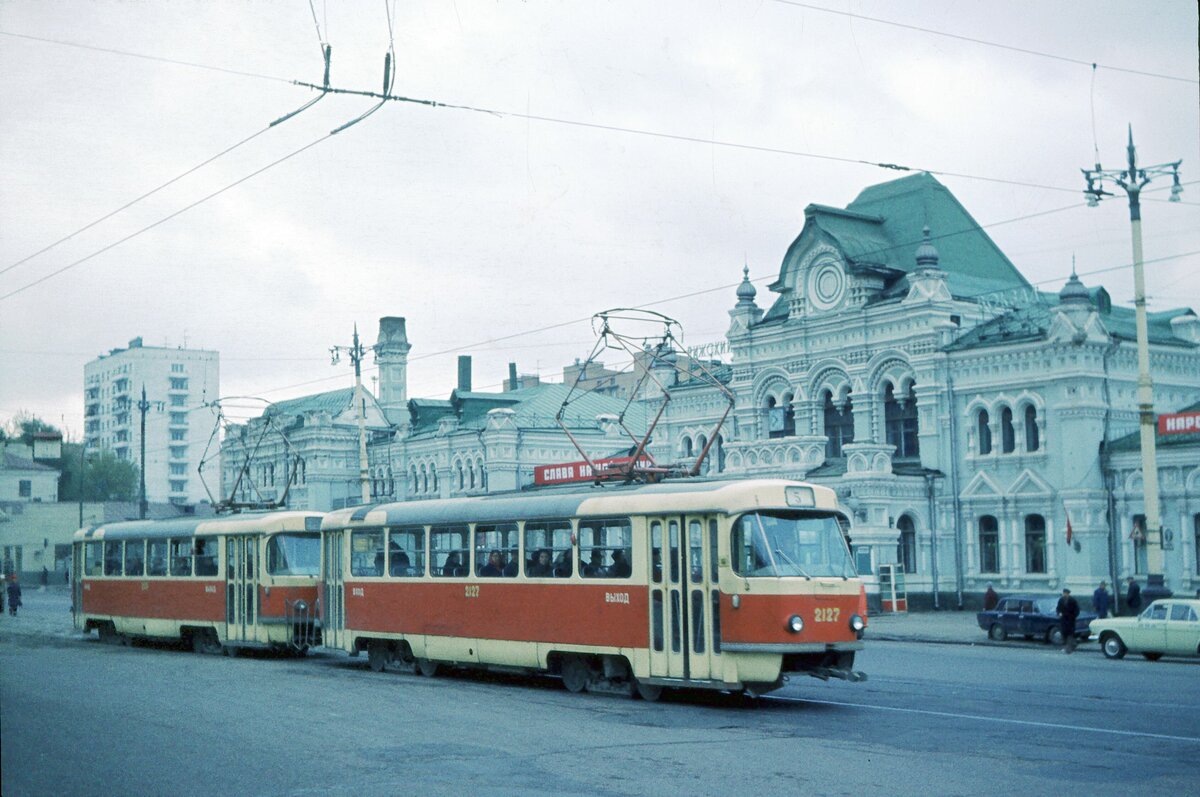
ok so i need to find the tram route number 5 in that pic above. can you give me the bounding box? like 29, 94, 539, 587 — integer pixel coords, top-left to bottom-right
814, 607, 840, 622
464, 585, 480, 598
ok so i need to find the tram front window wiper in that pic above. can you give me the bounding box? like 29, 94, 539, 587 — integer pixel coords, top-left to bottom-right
774, 547, 812, 580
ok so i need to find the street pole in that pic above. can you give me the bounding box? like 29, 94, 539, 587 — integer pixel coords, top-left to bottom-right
1082, 126, 1182, 598
138, 385, 150, 519
332, 326, 372, 506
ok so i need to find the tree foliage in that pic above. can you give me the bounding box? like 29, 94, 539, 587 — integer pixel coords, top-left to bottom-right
60, 443, 140, 502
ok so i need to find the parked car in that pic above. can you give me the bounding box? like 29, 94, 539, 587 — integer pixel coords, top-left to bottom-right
976, 594, 1095, 644
1090, 598, 1200, 661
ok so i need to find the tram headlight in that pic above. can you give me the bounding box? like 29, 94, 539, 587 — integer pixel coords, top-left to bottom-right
295, 601, 308, 613
849, 613, 865, 633
786, 614, 804, 634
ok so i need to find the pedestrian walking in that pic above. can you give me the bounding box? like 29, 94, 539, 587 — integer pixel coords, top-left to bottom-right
983, 582, 999, 611
1092, 581, 1112, 619
41, 566, 49, 587
1126, 577, 1142, 615
6, 575, 22, 617
1056, 588, 1079, 653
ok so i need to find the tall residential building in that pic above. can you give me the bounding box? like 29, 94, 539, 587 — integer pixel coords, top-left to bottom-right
84, 337, 219, 506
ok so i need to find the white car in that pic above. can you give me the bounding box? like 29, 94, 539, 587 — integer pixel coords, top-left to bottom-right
1090, 598, 1200, 661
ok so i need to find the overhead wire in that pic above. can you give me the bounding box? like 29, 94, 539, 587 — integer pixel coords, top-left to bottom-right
0, 30, 293, 84
771, 1, 1199, 85
0, 132, 337, 302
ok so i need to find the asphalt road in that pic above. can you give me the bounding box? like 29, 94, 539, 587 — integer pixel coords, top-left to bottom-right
2, 615, 1197, 796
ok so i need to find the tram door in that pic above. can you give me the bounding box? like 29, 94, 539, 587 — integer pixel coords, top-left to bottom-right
225, 536, 258, 644
647, 516, 721, 682
322, 531, 345, 650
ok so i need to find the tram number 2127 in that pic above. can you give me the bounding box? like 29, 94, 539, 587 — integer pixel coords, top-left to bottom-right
814, 607, 841, 623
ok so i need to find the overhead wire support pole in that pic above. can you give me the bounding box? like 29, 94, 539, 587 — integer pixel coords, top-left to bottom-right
1081, 125, 1183, 595
332, 326, 372, 505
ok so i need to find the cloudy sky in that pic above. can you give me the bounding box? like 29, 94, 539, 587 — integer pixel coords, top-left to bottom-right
1, 0, 1197, 439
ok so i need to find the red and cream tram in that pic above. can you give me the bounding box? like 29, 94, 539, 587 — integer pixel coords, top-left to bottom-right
72, 511, 324, 654
321, 478, 867, 699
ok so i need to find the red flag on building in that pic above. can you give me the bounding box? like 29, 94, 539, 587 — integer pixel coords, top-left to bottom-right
1065, 507, 1073, 546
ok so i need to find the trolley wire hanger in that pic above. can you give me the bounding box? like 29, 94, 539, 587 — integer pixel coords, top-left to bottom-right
556, 309, 735, 484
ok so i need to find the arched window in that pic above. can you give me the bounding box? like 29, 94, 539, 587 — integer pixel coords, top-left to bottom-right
431, 469, 438, 494
683, 436, 694, 458
885, 382, 919, 458
823, 391, 854, 458
469, 464, 475, 489
977, 409, 992, 455
979, 515, 999, 573
456, 463, 464, 491
1024, 515, 1046, 573
781, 392, 796, 437
420, 465, 428, 494
1024, 405, 1039, 451
897, 515, 917, 574
697, 435, 709, 474
1000, 406, 1015, 453
715, 435, 725, 473
479, 461, 487, 490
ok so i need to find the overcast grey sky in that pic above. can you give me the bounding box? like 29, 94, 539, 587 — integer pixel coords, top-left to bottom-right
2, 0, 1197, 439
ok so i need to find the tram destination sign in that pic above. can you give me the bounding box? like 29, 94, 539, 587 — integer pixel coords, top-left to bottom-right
1158, 410, 1200, 436
535, 456, 654, 485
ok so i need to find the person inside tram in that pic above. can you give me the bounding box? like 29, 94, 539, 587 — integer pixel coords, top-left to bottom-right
390, 550, 411, 577
502, 554, 519, 578
609, 549, 632, 578
553, 549, 573, 578
528, 549, 553, 577
194, 540, 218, 576
584, 549, 608, 577
442, 551, 463, 577
480, 550, 505, 577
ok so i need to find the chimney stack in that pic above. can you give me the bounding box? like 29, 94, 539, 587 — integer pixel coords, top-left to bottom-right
458, 355, 472, 392
508, 362, 518, 391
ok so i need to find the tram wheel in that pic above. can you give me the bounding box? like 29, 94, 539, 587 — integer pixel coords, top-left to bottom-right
415, 658, 440, 678
368, 641, 388, 673
192, 629, 224, 656
561, 655, 591, 694
634, 680, 662, 702
97, 622, 123, 645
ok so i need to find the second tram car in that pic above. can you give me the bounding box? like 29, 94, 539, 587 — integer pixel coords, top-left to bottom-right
72, 511, 324, 654
322, 478, 866, 698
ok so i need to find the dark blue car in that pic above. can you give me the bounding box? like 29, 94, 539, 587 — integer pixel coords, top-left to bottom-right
977, 594, 1096, 644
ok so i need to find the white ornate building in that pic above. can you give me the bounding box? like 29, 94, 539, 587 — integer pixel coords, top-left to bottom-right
648, 173, 1200, 609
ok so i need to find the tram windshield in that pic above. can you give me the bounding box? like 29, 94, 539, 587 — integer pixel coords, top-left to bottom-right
266, 533, 321, 576
731, 511, 855, 578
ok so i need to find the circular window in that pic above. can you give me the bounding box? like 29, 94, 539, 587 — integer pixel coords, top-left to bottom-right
808, 260, 845, 311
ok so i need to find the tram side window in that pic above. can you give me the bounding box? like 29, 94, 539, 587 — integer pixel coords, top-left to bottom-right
525, 521, 573, 578
475, 522, 519, 578
388, 527, 425, 577
578, 518, 632, 579
104, 541, 123, 576
194, 539, 218, 576
650, 521, 663, 583
351, 529, 385, 577
85, 542, 103, 576
147, 540, 168, 576
431, 525, 469, 577
124, 540, 145, 577
170, 539, 193, 577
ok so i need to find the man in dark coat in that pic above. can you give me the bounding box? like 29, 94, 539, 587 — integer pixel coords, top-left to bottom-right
1056, 588, 1080, 653
983, 583, 999, 611
1092, 581, 1112, 619
1126, 577, 1142, 615
6, 575, 22, 617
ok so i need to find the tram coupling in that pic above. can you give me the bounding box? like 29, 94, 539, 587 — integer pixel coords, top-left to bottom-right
808, 667, 868, 683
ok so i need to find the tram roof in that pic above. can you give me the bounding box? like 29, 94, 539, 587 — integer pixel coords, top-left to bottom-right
324, 478, 841, 529
73, 510, 324, 541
